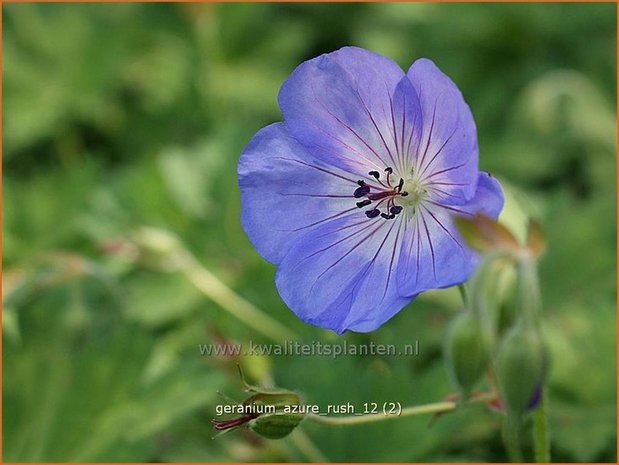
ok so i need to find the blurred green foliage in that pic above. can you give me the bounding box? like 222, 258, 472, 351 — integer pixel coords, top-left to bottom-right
3, 3, 616, 462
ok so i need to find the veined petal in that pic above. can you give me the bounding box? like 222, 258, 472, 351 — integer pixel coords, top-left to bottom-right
238, 123, 357, 264
392, 75, 424, 174
238, 48, 506, 334
396, 172, 504, 297
279, 47, 421, 177
441, 171, 504, 214
408, 59, 478, 200
275, 215, 413, 333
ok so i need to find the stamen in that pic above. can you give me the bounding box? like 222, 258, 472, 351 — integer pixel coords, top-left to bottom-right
211, 414, 258, 431
354, 185, 371, 198
368, 191, 396, 201
352, 167, 410, 220
384, 167, 393, 187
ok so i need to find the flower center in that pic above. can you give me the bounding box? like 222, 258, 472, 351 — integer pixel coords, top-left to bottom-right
352, 167, 409, 220
398, 177, 428, 209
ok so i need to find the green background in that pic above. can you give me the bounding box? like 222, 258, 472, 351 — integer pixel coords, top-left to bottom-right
3, 3, 616, 462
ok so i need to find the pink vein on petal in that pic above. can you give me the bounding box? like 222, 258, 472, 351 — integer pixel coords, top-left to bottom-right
270, 157, 360, 185
299, 219, 383, 267
278, 207, 358, 232
312, 216, 375, 241
351, 86, 399, 170
387, 92, 401, 172
415, 212, 422, 285
418, 126, 458, 179
399, 90, 408, 169
424, 162, 468, 181
279, 193, 353, 199
416, 98, 438, 172
425, 185, 462, 201
308, 220, 387, 290
382, 217, 404, 298
426, 200, 473, 216
421, 204, 463, 249
311, 83, 392, 169
419, 210, 437, 280
309, 121, 384, 171
406, 89, 422, 167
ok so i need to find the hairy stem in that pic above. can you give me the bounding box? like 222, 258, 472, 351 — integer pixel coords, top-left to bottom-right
181, 253, 299, 343
503, 414, 524, 463
290, 429, 329, 462
533, 388, 550, 463
306, 393, 495, 426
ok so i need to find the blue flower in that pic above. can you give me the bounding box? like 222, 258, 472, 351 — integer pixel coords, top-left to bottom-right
238, 47, 504, 334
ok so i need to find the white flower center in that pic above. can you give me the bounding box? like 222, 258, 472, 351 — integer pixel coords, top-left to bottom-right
398, 177, 428, 209
352, 167, 432, 220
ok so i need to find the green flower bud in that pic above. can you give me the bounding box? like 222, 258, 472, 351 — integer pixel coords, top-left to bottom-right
246, 392, 304, 439
445, 311, 491, 396
496, 325, 546, 416
212, 366, 304, 439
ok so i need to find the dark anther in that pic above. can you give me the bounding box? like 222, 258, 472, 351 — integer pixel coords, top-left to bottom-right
354, 185, 371, 198
353, 168, 409, 219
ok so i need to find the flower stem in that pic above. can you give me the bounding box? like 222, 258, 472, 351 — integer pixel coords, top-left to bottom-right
533, 388, 550, 463
503, 415, 524, 463
131, 227, 299, 343
306, 393, 495, 426
289, 428, 329, 462
181, 253, 299, 343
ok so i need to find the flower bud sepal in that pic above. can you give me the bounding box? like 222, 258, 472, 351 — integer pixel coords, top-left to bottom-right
495, 325, 547, 418
211, 366, 304, 439
444, 311, 491, 398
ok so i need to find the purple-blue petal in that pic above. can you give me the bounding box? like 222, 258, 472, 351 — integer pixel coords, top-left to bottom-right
279, 46, 422, 177
238, 49, 506, 334
449, 171, 504, 216
407, 58, 479, 201
238, 123, 357, 264
391, 74, 425, 174
274, 214, 413, 333
396, 172, 504, 297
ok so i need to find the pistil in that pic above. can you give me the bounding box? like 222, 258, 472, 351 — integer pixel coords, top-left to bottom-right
353, 167, 409, 220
